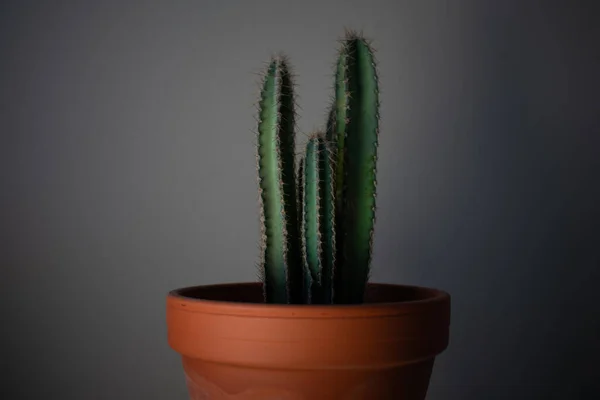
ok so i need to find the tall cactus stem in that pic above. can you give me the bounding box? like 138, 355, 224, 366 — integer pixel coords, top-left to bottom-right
333, 31, 380, 304
256, 55, 303, 304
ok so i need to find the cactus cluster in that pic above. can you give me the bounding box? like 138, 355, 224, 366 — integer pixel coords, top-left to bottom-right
256, 30, 380, 305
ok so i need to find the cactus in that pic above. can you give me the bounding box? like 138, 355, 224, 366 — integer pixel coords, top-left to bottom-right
256, 30, 379, 304
300, 133, 335, 304
330, 32, 380, 304
256, 56, 304, 304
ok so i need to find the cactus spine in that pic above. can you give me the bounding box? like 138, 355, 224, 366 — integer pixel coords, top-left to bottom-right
256, 31, 379, 305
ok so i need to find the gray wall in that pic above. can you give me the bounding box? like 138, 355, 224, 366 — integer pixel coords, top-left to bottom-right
1, 1, 598, 399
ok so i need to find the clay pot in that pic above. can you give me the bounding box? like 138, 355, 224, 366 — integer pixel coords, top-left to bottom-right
167, 282, 450, 400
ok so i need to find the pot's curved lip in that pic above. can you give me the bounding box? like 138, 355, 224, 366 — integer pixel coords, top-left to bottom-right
167, 282, 450, 318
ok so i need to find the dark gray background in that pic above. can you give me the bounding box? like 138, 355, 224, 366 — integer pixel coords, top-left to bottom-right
1, 0, 598, 399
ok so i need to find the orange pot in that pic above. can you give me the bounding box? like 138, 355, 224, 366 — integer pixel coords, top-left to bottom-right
167, 282, 450, 400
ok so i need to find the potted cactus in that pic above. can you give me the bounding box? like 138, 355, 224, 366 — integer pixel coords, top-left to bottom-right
167, 30, 451, 399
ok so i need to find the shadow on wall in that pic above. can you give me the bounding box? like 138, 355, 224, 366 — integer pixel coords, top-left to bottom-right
427, 2, 599, 399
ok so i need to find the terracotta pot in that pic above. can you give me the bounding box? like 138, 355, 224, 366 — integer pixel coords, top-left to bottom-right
167, 282, 450, 400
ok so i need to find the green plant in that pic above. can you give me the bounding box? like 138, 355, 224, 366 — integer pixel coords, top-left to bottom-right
256, 30, 379, 304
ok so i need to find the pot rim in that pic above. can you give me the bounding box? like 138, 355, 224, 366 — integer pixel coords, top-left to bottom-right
167, 282, 450, 318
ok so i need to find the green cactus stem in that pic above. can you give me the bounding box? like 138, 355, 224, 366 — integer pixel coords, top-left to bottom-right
297, 156, 312, 304
300, 133, 335, 303
256, 55, 303, 304
302, 135, 322, 287
331, 32, 380, 304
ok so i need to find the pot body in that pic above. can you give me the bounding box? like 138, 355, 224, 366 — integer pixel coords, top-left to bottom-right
167, 282, 450, 400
